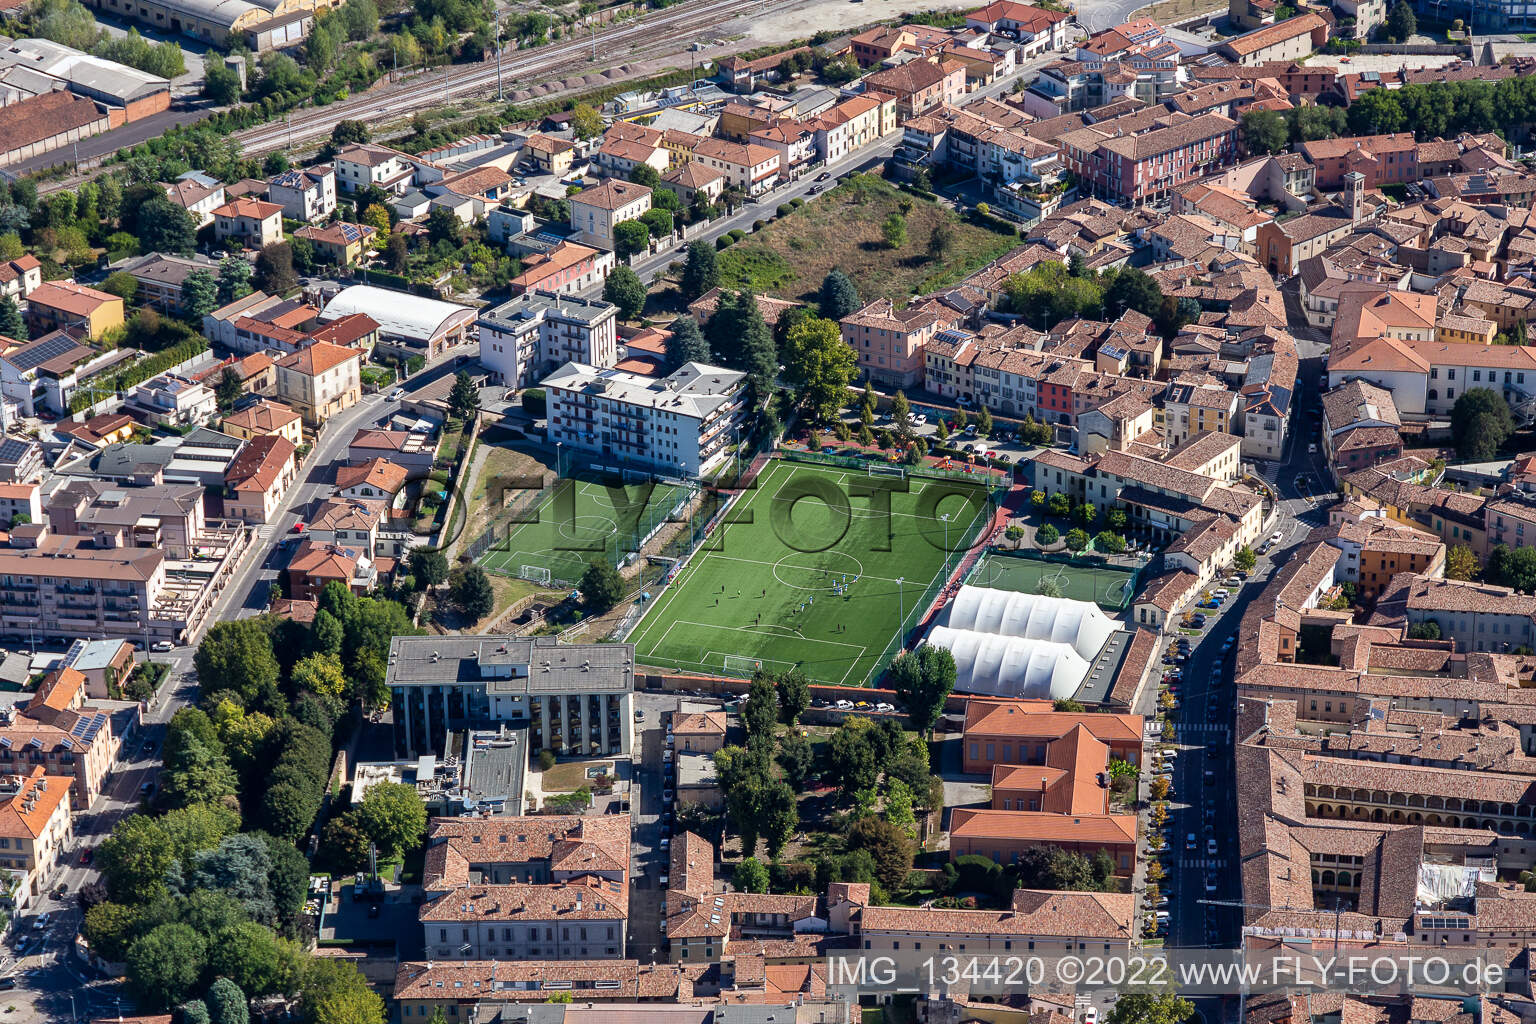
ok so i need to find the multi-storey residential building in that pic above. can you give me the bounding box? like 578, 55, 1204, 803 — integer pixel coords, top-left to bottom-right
543, 361, 748, 478
223, 433, 297, 524
1162, 378, 1239, 444
127, 373, 215, 428
275, 341, 362, 426
840, 298, 951, 388
221, 399, 303, 446
1059, 111, 1238, 205
333, 143, 416, 194
287, 539, 373, 600
45, 479, 212, 557
965, 1, 1071, 53
421, 815, 631, 961
690, 139, 781, 196
25, 281, 123, 339
1321, 379, 1403, 473
747, 120, 815, 178
1299, 132, 1418, 190
1213, 12, 1328, 64
164, 176, 225, 228
0, 528, 237, 645
336, 458, 408, 503
568, 180, 652, 251
963, 698, 1145, 771
509, 242, 616, 297
852, 886, 1136, 953
385, 634, 634, 757
113, 252, 223, 315
0, 255, 40, 303
1, 667, 118, 809
0, 765, 72, 899
211, 198, 284, 249
292, 222, 376, 266
863, 58, 967, 118
478, 292, 619, 389
268, 164, 336, 222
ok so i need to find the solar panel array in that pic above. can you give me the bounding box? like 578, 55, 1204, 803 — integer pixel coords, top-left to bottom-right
8, 333, 81, 373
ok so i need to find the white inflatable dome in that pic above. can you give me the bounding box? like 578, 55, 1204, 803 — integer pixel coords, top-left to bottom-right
926, 626, 1088, 701
939, 586, 1116, 660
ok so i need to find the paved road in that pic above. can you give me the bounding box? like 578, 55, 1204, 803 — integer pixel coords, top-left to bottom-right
1, 349, 476, 1020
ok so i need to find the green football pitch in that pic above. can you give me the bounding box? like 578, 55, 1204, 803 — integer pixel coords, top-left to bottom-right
478, 476, 691, 585
968, 551, 1139, 610
626, 459, 994, 685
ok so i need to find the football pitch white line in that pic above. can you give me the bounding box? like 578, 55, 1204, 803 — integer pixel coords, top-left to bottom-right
674, 619, 866, 651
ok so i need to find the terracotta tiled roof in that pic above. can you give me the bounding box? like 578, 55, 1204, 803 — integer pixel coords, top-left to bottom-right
277, 341, 360, 377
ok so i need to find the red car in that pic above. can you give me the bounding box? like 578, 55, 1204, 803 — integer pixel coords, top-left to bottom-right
78, 848, 92, 864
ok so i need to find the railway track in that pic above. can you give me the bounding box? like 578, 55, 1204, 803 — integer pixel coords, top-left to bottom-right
234, 0, 767, 154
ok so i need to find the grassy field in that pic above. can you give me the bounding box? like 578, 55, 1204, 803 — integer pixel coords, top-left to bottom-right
715, 174, 1019, 304
477, 475, 692, 586
969, 551, 1140, 610
626, 459, 993, 685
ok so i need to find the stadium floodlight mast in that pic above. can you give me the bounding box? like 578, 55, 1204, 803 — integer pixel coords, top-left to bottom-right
941, 512, 951, 553
896, 577, 905, 636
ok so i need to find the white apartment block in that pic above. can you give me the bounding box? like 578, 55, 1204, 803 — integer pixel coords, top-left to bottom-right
543, 361, 748, 478
477, 292, 619, 389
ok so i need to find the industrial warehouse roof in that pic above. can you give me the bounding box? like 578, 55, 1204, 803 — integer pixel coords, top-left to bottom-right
320, 285, 473, 343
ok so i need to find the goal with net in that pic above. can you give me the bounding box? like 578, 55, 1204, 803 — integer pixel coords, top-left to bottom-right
868, 464, 906, 479
723, 655, 764, 676
519, 565, 553, 586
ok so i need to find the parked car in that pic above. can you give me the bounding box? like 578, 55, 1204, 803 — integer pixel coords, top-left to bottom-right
816, 172, 831, 181
151, 640, 174, 652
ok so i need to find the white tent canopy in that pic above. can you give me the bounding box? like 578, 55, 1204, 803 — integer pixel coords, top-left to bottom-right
939, 586, 1116, 660
926, 626, 1088, 701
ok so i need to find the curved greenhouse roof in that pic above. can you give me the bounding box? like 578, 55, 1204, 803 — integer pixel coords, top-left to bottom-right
925, 627, 1088, 701
939, 586, 1116, 660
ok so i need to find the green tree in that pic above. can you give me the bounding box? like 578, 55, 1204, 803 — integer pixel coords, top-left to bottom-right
977, 406, 993, 437
825, 721, 878, 796
205, 920, 304, 998
776, 730, 813, 788
1240, 109, 1289, 155
448, 370, 479, 421
640, 207, 673, 240
1104, 267, 1164, 319
612, 219, 650, 259
603, 265, 647, 319
578, 559, 625, 613
450, 566, 495, 621
254, 242, 298, 294
1064, 528, 1090, 551
847, 815, 914, 891
204, 60, 242, 104
681, 240, 719, 301
162, 707, 237, 809
734, 857, 769, 893
1095, 531, 1127, 554
183, 270, 219, 319
705, 289, 776, 385
761, 780, 798, 860
207, 977, 249, 1024
215, 367, 243, 412
1036, 523, 1060, 545
1386, 0, 1416, 38
136, 195, 197, 254
0, 296, 24, 341
887, 644, 956, 736
330, 119, 371, 148
1451, 388, 1514, 460
1446, 544, 1479, 581
195, 619, 280, 713
425, 206, 461, 246
1408, 620, 1441, 640
127, 923, 208, 1008
82, 901, 139, 961
881, 212, 907, 249
302, 958, 386, 1024
664, 314, 710, 370
782, 316, 857, 423
885, 778, 917, 837
409, 549, 449, 587
101, 271, 140, 303
360, 204, 392, 236
742, 674, 778, 743
292, 652, 349, 713
357, 781, 427, 860
570, 104, 604, 139
819, 268, 860, 320
1234, 546, 1257, 572
218, 257, 253, 303
1104, 993, 1195, 1024
775, 668, 811, 724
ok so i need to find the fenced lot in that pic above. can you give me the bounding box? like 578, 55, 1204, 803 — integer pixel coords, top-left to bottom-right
967, 550, 1140, 610
477, 475, 691, 586
626, 459, 993, 685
